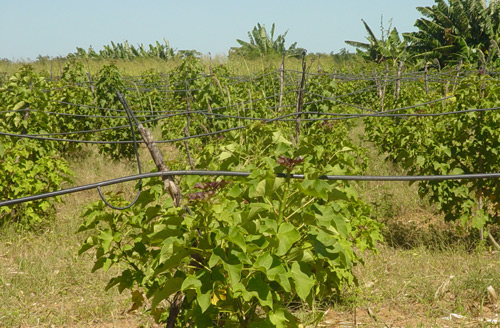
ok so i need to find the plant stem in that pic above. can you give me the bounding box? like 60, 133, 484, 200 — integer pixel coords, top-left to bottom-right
277, 176, 290, 225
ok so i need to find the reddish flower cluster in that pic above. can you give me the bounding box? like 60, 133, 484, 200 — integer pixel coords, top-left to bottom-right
320, 120, 334, 130
277, 155, 304, 172
187, 180, 231, 201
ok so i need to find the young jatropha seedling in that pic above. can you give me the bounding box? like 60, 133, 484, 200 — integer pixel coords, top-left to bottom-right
79, 124, 381, 327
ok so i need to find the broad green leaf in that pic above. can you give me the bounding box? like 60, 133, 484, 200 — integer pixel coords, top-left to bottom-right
332, 215, 348, 238
197, 288, 212, 313
99, 230, 114, 253
276, 222, 300, 256
227, 226, 247, 252
472, 210, 488, 229
416, 155, 425, 167
219, 151, 233, 161
254, 252, 273, 271
152, 277, 184, 309
248, 202, 273, 220
196, 271, 213, 313
275, 272, 292, 292
208, 250, 222, 268
155, 249, 189, 274
269, 308, 288, 328
181, 275, 202, 291
316, 206, 348, 237
254, 179, 267, 197
247, 275, 273, 308
291, 262, 315, 302
12, 100, 26, 110
145, 206, 161, 220
102, 258, 113, 272
224, 262, 243, 286
299, 179, 330, 199
78, 236, 96, 255
227, 184, 243, 198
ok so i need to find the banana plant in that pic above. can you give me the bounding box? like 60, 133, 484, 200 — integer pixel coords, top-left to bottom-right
230, 23, 303, 58
69, 39, 175, 60
345, 19, 408, 66
403, 0, 500, 67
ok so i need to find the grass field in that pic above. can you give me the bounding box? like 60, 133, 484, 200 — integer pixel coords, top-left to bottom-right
0, 53, 362, 78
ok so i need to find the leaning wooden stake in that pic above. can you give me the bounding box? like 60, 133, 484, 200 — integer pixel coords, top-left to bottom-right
115, 91, 182, 207
117, 91, 185, 327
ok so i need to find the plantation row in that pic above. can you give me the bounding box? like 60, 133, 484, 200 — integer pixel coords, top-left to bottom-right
1, 58, 499, 326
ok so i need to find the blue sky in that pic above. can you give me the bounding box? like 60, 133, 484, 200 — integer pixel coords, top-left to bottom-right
1, 0, 435, 61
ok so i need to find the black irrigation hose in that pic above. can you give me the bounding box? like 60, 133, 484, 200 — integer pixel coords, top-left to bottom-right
303, 92, 453, 113
96, 92, 143, 210
2, 101, 499, 143
2, 170, 500, 208
48, 100, 126, 112
0, 125, 245, 144
6, 109, 210, 137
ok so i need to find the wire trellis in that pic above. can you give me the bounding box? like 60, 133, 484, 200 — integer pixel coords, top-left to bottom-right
1, 63, 499, 209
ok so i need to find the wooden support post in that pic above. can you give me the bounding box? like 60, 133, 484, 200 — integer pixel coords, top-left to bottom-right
184, 97, 195, 170
394, 61, 404, 101
278, 54, 285, 112
424, 61, 429, 95
209, 53, 224, 95
295, 51, 307, 145
380, 62, 389, 112
452, 60, 463, 94
184, 75, 195, 170
116, 91, 182, 207
87, 72, 96, 105
443, 81, 450, 109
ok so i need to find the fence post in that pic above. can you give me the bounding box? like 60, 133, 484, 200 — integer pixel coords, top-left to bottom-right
278, 54, 285, 112
380, 62, 389, 112
452, 59, 463, 94
184, 96, 195, 170
183, 74, 196, 169
424, 61, 429, 95
295, 50, 307, 145
394, 60, 404, 101
87, 72, 96, 105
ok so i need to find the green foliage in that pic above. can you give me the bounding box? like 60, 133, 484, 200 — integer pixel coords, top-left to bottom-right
78, 123, 381, 327
365, 70, 500, 232
0, 65, 57, 138
403, 0, 500, 67
230, 23, 304, 59
6, 55, 500, 325
345, 19, 408, 66
93, 64, 136, 160
70, 39, 176, 60
50, 61, 95, 153
0, 66, 73, 228
0, 139, 72, 228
